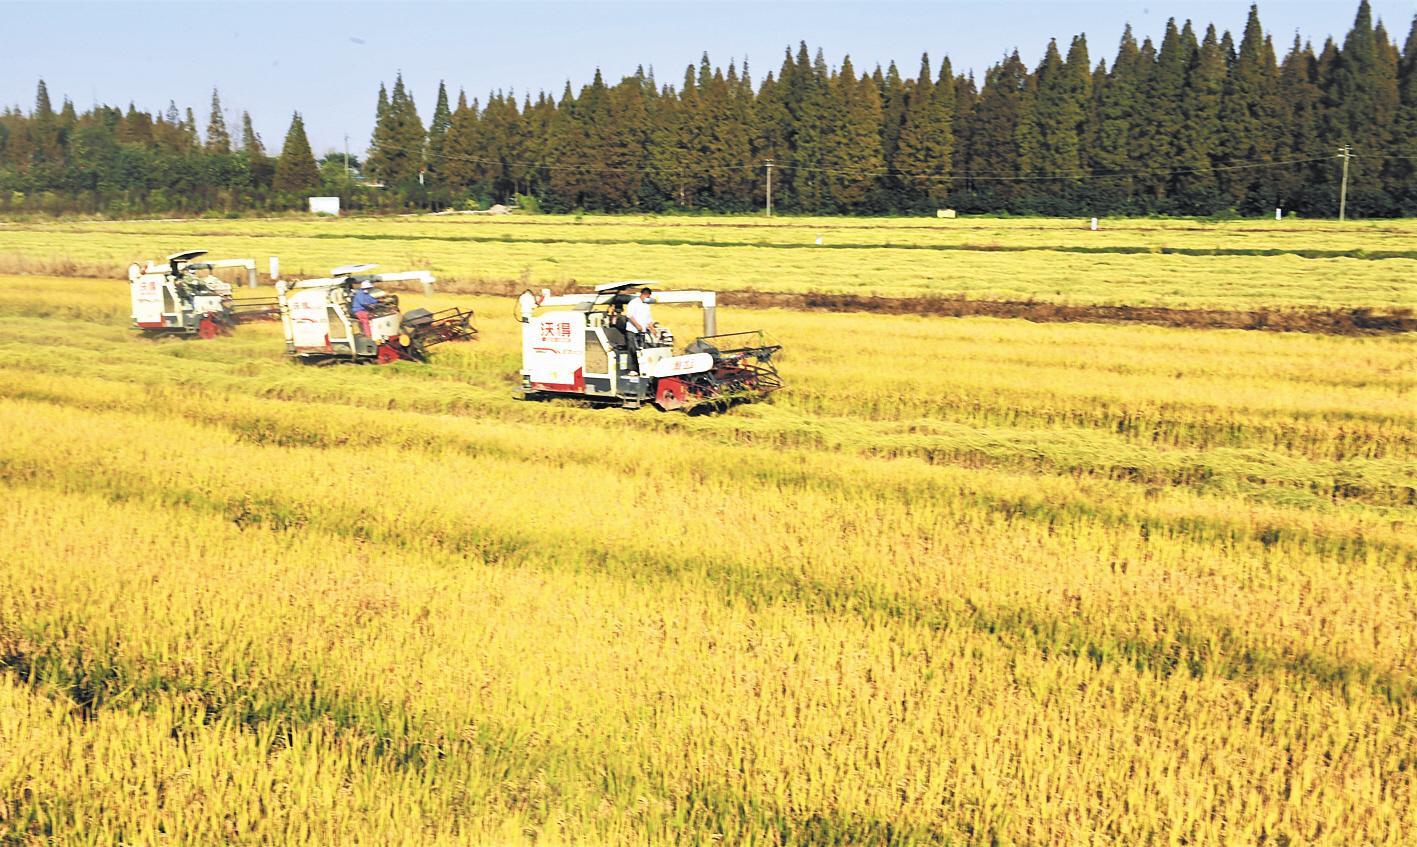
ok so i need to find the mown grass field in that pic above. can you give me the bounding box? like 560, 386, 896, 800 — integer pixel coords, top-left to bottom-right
0, 215, 1415, 844
1, 214, 1416, 309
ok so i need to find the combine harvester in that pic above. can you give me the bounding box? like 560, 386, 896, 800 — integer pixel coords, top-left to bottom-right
516, 281, 781, 411
279, 264, 476, 364
128, 249, 279, 337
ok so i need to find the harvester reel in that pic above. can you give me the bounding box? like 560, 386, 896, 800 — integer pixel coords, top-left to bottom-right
678, 335, 782, 411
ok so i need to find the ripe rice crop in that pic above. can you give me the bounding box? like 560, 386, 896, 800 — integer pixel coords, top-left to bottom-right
1, 214, 1416, 309
0, 227, 1414, 845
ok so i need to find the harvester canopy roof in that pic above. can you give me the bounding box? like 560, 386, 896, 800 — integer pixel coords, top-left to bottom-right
290, 267, 433, 290
166, 249, 208, 263
594, 279, 659, 293
332, 263, 378, 277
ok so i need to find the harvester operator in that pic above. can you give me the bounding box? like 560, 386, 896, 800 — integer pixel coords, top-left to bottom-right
351, 279, 377, 337
624, 287, 656, 373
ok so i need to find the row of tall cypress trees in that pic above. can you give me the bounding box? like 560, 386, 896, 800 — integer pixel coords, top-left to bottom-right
0, 85, 330, 215
3, 2, 1415, 217
384, 2, 1414, 216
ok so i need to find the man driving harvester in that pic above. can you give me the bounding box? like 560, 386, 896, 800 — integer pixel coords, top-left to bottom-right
350, 278, 377, 336
624, 286, 656, 373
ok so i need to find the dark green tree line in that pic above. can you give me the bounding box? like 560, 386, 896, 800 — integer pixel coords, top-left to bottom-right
4, 2, 1416, 217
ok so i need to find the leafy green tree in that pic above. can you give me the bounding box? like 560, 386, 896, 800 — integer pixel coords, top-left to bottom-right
371, 82, 388, 150
34, 80, 53, 119
1019, 37, 1088, 196
1177, 24, 1227, 203
1137, 20, 1192, 199
206, 89, 230, 153
1390, 16, 1417, 209
877, 61, 908, 194
426, 81, 452, 181
1324, 0, 1399, 209
240, 112, 264, 157
1275, 36, 1326, 206
546, 76, 600, 208
182, 108, 200, 148
118, 103, 153, 146
274, 111, 319, 196
484, 90, 531, 200
713, 60, 758, 210
786, 44, 831, 211
29, 80, 60, 165
950, 72, 978, 194
1218, 5, 1284, 209
672, 57, 754, 211
970, 51, 1030, 202
822, 56, 885, 209
1091, 27, 1142, 197
893, 53, 953, 205
440, 92, 483, 195
647, 72, 693, 208
598, 71, 653, 208
520, 91, 556, 199
367, 74, 425, 186
751, 65, 792, 208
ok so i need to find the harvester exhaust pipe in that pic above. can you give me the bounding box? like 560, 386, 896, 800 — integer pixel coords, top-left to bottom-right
702, 292, 717, 336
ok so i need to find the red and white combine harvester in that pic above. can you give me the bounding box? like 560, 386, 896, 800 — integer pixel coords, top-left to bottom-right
278, 264, 476, 364
516, 281, 781, 411
128, 249, 278, 337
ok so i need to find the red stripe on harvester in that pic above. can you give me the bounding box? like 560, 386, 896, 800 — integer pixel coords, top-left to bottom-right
531, 368, 585, 392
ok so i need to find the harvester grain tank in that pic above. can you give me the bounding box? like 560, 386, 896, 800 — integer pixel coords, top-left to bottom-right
516, 281, 781, 411
129, 249, 279, 337
278, 264, 476, 364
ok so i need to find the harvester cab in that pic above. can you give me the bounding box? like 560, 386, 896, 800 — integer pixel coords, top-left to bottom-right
129, 249, 279, 338
278, 264, 477, 364
516, 281, 781, 411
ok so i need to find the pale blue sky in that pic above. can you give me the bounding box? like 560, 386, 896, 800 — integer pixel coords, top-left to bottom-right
2, 1, 1411, 156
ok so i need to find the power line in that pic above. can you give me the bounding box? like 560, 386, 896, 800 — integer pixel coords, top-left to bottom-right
775, 154, 1338, 183
400, 143, 1339, 185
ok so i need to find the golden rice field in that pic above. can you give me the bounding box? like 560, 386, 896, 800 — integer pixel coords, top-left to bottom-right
1, 214, 1416, 308
0, 214, 1415, 845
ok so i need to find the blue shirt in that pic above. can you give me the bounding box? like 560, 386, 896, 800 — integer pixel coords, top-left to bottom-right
351, 289, 378, 313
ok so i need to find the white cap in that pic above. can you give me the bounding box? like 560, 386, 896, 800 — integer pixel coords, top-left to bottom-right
359, 280, 374, 289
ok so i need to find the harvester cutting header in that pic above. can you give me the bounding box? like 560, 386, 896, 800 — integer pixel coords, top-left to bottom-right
516, 281, 780, 411
279, 264, 476, 364
129, 249, 278, 337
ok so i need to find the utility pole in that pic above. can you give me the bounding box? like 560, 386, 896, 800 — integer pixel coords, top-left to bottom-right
344, 134, 351, 179
1338, 145, 1352, 222
765, 158, 774, 217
